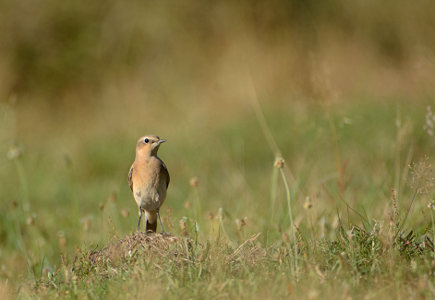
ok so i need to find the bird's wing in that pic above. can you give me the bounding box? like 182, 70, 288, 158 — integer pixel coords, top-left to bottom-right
128, 164, 134, 191
160, 161, 170, 189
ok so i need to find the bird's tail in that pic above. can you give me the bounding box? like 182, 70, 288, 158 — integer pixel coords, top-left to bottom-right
146, 220, 157, 232
145, 211, 157, 233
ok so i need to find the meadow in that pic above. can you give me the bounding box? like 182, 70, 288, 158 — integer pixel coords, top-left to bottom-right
1, 98, 434, 299
0, 1, 435, 299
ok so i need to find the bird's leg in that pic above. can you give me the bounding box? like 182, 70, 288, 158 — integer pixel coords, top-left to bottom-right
157, 210, 165, 234
137, 209, 142, 231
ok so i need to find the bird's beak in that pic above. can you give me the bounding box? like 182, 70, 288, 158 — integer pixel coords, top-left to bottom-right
157, 139, 166, 145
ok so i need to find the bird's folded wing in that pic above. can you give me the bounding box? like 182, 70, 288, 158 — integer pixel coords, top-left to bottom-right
128, 165, 134, 191
160, 162, 170, 188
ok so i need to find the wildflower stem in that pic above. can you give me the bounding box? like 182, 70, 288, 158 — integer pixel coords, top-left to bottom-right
217, 208, 231, 244
193, 188, 201, 226
270, 167, 279, 227
14, 159, 29, 211
279, 168, 298, 277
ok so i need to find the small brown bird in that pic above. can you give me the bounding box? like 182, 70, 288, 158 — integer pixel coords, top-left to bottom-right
128, 135, 170, 233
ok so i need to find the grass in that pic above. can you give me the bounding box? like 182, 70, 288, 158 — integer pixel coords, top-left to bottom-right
1, 1, 435, 297
0, 99, 434, 299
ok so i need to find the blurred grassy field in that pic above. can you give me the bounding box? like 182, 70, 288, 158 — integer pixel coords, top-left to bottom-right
0, 1, 435, 299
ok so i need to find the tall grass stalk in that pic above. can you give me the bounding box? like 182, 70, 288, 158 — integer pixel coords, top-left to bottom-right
9, 156, 31, 263
395, 188, 419, 238
430, 205, 435, 260
394, 107, 402, 195
247, 74, 299, 249
64, 154, 80, 217
217, 208, 231, 244
193, 188, 201, 227
277, 160, 298, 278
268, 166, 279, 244
393, 109, 414, 215
14, 159, 29, 211
327, 113, 344, 195
247, 73, 296, 183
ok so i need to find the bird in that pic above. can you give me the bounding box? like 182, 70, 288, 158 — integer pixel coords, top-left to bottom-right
128, 135, 170, 233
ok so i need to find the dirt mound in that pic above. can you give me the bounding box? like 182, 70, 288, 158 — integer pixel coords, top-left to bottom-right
89, 232, 192, 265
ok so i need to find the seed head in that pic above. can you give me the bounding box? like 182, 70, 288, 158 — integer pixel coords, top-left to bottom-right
81, 217, 91, 231
303, 196, 313, 210
108, 192, 117, 203
217, 207, 225, 221
7, 143, 22, 160
408, 156, 434, 195
179, 217, 188, 235
121, 209, 129, 218
274, 158, 285, 169
190, 176, 199, 188
282, 232, 289, 243
236, 218, 246, 231
58, 231, 67, 249
26, 215, 35, 226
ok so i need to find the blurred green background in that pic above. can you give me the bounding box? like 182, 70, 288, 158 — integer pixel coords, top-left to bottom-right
0, 0, 435, 293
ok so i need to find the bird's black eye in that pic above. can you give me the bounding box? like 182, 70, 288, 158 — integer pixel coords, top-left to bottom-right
144, 138, 149, 143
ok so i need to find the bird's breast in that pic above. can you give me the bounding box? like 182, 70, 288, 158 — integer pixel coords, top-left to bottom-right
132, 179, 167, 212
131, 157, 168, 212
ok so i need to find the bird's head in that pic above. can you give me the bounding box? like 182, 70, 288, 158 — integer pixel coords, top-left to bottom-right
136, 135, 166, 158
